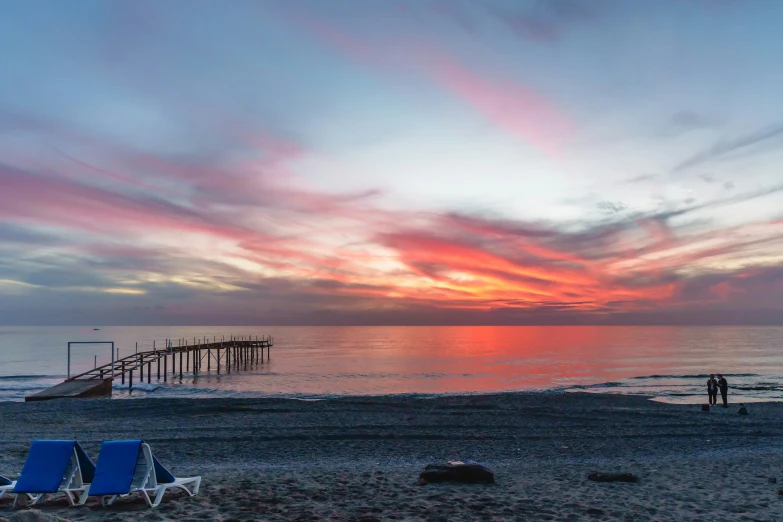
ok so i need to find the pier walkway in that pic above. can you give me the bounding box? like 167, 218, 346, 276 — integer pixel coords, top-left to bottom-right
25, 335, 273, 402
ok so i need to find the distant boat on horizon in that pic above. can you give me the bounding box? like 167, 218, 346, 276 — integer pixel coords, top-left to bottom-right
93, 328, 100, 331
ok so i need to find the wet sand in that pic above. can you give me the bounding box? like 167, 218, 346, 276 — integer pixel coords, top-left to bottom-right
1, 392, 783, 521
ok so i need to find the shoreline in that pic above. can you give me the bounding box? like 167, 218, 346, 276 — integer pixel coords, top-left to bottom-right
2, 392, 783, 520
4, 386, 781, 406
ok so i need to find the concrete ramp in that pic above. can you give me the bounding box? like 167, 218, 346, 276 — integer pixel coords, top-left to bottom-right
26, 379, 112, 402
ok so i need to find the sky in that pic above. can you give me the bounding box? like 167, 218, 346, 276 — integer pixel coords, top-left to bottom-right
1, 0, 782, 326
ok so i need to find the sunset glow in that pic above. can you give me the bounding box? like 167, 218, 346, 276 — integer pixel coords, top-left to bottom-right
1, 0, 782, 325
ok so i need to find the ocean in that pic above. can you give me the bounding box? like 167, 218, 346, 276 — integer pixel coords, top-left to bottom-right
1, 325, 781, 403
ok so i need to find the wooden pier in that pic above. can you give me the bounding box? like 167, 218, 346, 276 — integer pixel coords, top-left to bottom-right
25, 335, 273, 402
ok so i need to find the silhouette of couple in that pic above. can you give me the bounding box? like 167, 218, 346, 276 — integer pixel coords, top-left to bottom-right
707, 374, 728, 407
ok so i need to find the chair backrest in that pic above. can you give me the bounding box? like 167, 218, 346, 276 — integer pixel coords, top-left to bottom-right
59, 442, 96, 490
13, 440, 76, 494
61, 449, 80, 490
127, 442, 176, 487
88, 440, 143, 496
131, 443, 157, 490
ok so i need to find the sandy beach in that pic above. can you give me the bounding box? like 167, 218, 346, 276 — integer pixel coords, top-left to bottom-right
1, 392, 783, 521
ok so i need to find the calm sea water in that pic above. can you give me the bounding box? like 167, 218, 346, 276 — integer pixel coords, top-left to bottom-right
1, 326, 782, 403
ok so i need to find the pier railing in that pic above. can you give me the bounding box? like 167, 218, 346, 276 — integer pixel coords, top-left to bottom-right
67, 335, 273, 389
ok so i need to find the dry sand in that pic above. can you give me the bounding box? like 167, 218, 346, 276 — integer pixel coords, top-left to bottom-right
1, 392, 783, 521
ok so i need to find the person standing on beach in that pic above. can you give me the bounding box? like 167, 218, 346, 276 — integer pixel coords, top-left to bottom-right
717, 374, 728, 408
707, 374, 718, 405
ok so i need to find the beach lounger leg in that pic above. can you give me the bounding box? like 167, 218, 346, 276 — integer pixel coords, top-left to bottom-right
76, 487, 91, 506
184, 476, 201, 495
144, 489, 156, 508
27, 493, 45, 505
10, 492, 36, 506
151, 487, 166, 507
151, 479, 203, 507
65, 487, 88, 506
155, 476, 201, 504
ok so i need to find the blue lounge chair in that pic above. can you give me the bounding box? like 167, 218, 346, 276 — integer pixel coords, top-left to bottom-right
12, 440, 95, 506
85, 440, 200, 508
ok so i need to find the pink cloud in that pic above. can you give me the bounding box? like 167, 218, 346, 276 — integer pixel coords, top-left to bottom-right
0, 164, 275, 245
709, 281, 741, 299
424, 56, 575, 157
282, 8, 575, 158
